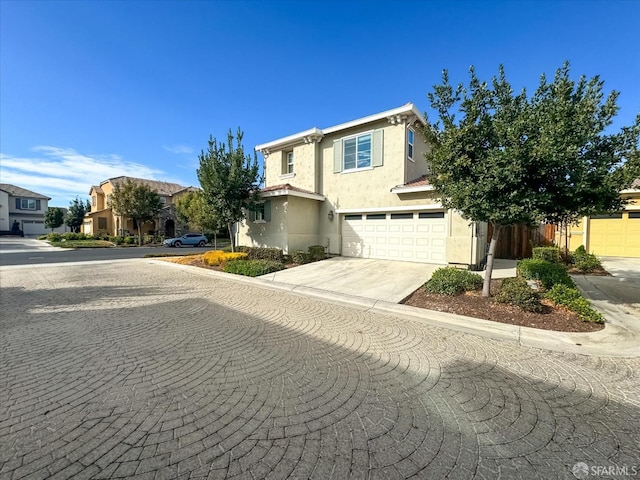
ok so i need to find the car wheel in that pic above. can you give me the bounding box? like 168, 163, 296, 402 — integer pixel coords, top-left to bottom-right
174, 241, 182, 248
198, 240, 206, 247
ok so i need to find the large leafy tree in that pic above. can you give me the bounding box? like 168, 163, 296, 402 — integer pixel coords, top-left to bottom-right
424, 63, 639, 296
197, 128, 261, 251
44, 207, 64, 232
65, 197, 91, 233
175, 190, 224, 247
109, 179, 163, 246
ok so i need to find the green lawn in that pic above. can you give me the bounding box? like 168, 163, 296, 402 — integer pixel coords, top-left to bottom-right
49, 240, 114, 248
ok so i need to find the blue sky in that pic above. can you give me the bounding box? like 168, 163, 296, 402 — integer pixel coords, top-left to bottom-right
1, 0, 639, 207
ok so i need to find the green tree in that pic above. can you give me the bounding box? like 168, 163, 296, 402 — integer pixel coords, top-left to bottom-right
424, 63, 639, 297
44, 207, 64, 232
175, 190, 224, 247
65, 197, 91, 233
197, 128, 261, 251
109, 179, 163, 246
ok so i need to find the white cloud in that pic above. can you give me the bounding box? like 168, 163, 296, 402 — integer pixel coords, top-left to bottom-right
0, 146, 186, 206
163, 144, 194, 155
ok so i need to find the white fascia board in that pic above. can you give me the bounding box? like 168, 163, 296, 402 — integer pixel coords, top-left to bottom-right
260, 189, 325, 202
335, 204, 444, 214
323, 103, 425, 135
255, 128, 323, 153
620, 188, 640, 194
390, 185, 435, 194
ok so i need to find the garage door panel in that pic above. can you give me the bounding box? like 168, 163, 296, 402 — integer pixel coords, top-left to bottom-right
590, 215, 639, 257
342, 211, 447, 264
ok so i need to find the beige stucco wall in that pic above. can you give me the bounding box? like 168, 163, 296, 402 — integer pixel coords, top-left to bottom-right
238, 198, 289, 251
0, 190, 9, 231
404, 125, 430, 183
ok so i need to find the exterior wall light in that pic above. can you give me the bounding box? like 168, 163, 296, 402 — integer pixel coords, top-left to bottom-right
328, 210, 334, 221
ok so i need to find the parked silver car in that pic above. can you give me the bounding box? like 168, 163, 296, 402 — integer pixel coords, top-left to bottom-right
163, 233, 208, 248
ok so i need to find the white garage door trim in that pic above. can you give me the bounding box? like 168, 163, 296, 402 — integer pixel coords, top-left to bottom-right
22, 220, 46, 236
341, 211, 447, 264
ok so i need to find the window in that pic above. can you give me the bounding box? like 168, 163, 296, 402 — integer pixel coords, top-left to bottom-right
391, 213, 413, 220
344, 133, 372, 170
19, 199, 37, 210
629, 212, 640, 219
591, 213, 623, 219
250, 201, 271, 223
286, 152, 294, 174
407, 128, 415, 161
92, 196, 96, 207
344, 214, 362, 221
160, 196, 167, 204
419, 212, 445, 219
98, 217, 107, 230
366, 214, 386, 220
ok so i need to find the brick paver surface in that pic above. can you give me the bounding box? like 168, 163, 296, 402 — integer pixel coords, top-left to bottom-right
1, 260, 639, 479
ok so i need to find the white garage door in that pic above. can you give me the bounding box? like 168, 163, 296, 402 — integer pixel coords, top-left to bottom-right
342, 211, 447, 264
22, 220, 46, 236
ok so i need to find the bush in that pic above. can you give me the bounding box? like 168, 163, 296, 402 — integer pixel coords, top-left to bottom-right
223, 259, 285, 277
291, 250, 311, 265
37, 235, 48, 240
124, 236, 136, 245
308, 245, 326, 262
545, 284, 604, 323
574, 245, 587, 256
424, 267, 483, 295
236, 246, 284, 262
532, 247, 560, 264
47, 233, 62, 242
517, 259, 574, 289
109, 236, 124, 245
202, 250, 248, 266
495, 277, 544, 312
573, 253, 602, 272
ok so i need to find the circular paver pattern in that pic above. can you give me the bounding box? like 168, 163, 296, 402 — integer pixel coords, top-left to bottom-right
1, 260, 639, 479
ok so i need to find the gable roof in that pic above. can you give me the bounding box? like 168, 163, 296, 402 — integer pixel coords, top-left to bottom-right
101, 176, 190, 196
0, 183, 51, 200
256, 103, 425, 154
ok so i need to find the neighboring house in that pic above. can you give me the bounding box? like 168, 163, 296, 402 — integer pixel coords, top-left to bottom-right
237, 104, 488, 268
557, 178, 640, 257
84, 176, 197, 237
0, 184, 51, 236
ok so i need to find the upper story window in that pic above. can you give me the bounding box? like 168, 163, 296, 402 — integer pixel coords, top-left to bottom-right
160, 196, 167, 204
106, 194, 111, 205
286, 152, 294, 174
18, 199, 37, 210
92, 195, 97, 207
407, 128, 415, 161
344, 133, 372, 170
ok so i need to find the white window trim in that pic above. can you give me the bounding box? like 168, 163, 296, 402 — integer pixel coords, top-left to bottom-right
286, 151, 294, 174
20, 199, 37, 210
335, 204, 444, 214
407, 127, 415, 162
342, 130, 373, 172
279, 172, 296, 180
254, 203, 266, 222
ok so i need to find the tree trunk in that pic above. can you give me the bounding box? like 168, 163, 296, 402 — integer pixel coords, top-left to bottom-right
228, 222, 235, 252
137, 222, 142, 246
214, 232, 217, 250
482, 223, 502, 297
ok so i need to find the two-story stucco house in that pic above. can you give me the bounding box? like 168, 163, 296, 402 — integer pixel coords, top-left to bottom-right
237, 104, 488, 268
84, 176, 197, 237
0, 184, 51, 235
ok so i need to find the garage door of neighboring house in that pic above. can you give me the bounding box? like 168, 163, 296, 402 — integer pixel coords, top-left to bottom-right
22, 220, 46, 236
589, 212, 640, 257
342, 211, 447, 264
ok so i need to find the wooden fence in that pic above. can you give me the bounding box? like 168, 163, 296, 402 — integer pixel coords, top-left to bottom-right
487, 223, 556, 259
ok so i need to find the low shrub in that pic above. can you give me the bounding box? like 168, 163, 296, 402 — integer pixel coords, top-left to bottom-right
308, 245, 326, 262
532, 246, 560, 264
516, 259, 574, 289
424, 267, 483, 295
202, 250, 248, 266
223, 259, 285, 277
291, 250, 311, 265
574, 245, 587, 256
47, 233, 62, 242
37, 235, 48, 240
573, 253, 602, 272
124, 236, 136, 245
109, 236, 124, 245
236, 246, 284, 262
545, 284, 604, 323
61, 232, 91, 241
495, 277, 544, 312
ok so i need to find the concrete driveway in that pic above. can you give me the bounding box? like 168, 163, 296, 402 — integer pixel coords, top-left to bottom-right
259, 256, 439, 303
582, 256, 640, 318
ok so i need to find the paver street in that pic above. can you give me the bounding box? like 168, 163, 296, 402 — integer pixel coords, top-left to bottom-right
1, 260, 639, 479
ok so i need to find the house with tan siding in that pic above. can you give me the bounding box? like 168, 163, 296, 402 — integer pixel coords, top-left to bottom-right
237, 104, 489, 268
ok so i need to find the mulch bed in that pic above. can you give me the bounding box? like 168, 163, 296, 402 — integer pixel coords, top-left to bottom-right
402, 279, 604, 333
